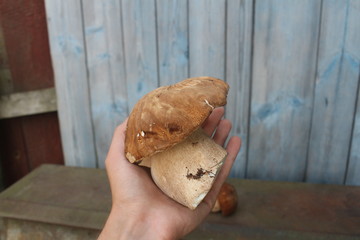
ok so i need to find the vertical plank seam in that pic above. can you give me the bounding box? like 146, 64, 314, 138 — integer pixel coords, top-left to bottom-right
224, 0, 228, 84
303, 0, 324, 182
187, 0, 190, 78
335, 0, 353, 184
154, 0, 160, 87
119, 0, 129, 115
108, 1, 128, 125
344, 62, 360, 185
79, 0, 99, 168
244, 0, 256, 179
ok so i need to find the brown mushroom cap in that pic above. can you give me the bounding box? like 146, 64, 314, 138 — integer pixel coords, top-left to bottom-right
217, 182, 238, 216
125, 76, 229, 163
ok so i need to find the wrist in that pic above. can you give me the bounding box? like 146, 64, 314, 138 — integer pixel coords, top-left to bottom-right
99, 205, 173, 240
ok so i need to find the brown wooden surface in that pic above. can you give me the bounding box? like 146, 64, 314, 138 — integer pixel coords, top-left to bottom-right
0, 0, 63, 188
0, 0, 53, 92
0, 113, 64, 187
0, 117, 30, 186
0, 164, 359, 239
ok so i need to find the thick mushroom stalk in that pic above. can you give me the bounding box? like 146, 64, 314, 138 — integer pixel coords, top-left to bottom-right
125, 77, 229, 210
147, 128, 227, 209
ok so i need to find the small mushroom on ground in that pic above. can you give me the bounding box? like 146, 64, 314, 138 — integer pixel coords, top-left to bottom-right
211, 182, 238, 216
125, 76, 229, 210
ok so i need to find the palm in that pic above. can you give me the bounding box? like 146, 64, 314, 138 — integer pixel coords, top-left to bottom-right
105, 107, 241, 239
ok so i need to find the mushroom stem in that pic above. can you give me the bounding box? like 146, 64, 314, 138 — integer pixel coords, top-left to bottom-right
147, 128, 227, 210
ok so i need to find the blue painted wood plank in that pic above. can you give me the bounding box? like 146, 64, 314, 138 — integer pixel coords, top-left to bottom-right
156, 0, 188, 85
225, 0, 253, 178
121, 0, 159, 111
247, 0, 321, 181
344, 0, 360, 186
347, 94, 360, 186
306, 0, 360, 184
189, 0, 226, 79
83, 0, 129, 168
44, 0, 97, 167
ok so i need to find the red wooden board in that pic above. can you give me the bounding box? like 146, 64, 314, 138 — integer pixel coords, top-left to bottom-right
0, 0, 54, 92
0, 113, 64, 188
21, 112, 64, 169
0, 0, 63, 188
0, 117, 30, 187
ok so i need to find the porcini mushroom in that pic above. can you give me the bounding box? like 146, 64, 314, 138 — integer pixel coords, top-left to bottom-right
211, 182, 238, 216
125, 76, 229, 209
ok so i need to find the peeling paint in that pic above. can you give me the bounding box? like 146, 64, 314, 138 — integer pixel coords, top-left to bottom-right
252, 93, 305, 128
85, 26, 104, 35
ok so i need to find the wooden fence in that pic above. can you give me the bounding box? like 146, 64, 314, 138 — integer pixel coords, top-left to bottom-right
44, 0, 360, 185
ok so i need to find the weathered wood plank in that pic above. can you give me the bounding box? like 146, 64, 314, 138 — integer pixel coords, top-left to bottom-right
306, 0, 360, 184
345, 0, 360, 185
21, 112, 64, 170
226, 0, 253, 178
4, 219, 100, 240
121, 0, 159, 110
0, 88, 57, 119
0, 26, 13, 95
0, 0, 53, 92
44, 0, 97, 167
0, 118, 30, 187
83, 0, 128, 168
0, 164, 110, 230
189, 0, 226, 79
347, 87, 360, 186
156, 0, 189, 85
1, 165, 360, 239
247, 0, 321, 181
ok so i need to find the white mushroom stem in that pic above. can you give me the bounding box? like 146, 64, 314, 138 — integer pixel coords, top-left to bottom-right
212, 199, 221, 212
145, 128, 227, 210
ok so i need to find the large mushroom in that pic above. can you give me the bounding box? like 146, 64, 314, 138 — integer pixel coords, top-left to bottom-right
125, 76, 229, 210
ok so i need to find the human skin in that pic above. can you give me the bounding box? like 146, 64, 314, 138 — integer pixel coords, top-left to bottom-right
98, 107, 241, 240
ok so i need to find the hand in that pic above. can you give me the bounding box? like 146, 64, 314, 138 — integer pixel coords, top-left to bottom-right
98, 107, 241, 240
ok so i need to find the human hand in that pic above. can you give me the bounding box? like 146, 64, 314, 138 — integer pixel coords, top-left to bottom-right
98, 107, 241, 240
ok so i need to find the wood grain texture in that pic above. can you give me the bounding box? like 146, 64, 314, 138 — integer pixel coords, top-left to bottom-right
156, 0, 189, 85
0, 113, 64, 188
306, 0, 360, 184
0, 88, 57, 119
189, 0, 226, 79
247, 0, 321, 181
0, 118, 30, 187
2, 165, 360, 239
0, 0, 53, 92
44, 0, 360, 185
345, 0, 360, 185
347, 86, 360, 186
21, 113, 64, 170
0, 25, 12, 95
82, 0, 128, 168
45, 0, 97, 167
226, 0, 253, 178
121, 0, 159, 111
0, 164, 110, 230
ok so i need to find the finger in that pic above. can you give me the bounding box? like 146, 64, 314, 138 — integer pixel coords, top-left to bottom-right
202, 107, 224, 136
213, 119, 232, 146
105, 118, 128, 168
111, 118, 128, 147
195, 136, 241, 218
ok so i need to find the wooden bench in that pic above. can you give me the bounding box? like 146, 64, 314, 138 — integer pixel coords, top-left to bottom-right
0, 164, 359, 239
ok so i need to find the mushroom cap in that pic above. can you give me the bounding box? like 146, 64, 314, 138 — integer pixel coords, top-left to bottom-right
125, 76, 229, 163
217, 182, 238, 216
